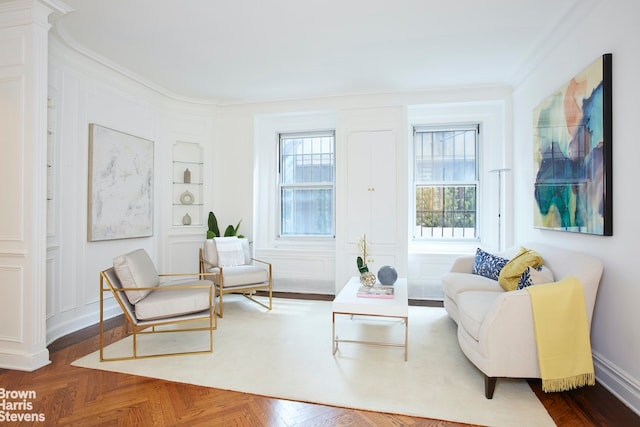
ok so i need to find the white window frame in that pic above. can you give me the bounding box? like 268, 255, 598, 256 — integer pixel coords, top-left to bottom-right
407, 100, 507, 254
277, 130, 336, 239
412, 124, 480, 243
254, 112, 337, 251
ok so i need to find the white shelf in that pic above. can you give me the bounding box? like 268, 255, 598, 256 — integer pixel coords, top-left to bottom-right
172, 141, 204, 226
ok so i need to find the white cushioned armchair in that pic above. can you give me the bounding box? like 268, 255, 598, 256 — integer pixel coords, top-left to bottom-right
441, 242, 603, 398
100, 248, 215, 361
199, 237, 272, 317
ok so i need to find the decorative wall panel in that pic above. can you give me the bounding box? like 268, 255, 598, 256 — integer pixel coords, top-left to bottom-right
0, 265, 23, 342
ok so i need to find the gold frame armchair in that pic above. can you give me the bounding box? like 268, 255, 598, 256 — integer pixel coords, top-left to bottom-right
100, 249, 216, 361
199, 237, 272, 317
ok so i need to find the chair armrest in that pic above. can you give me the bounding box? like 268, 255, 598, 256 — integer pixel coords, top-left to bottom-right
200, 258, 216, 268
112, 283, 213, 293
156, 282, 214, 290
251, 258, 272, 280
159, 272, 208, 278
160, 271, 219, 281
250, 257, 271, 267
104, 286, 160, 293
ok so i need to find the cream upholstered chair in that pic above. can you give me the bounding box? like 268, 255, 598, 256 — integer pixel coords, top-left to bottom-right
100, 248, 215, 361
199, 237, 272, 317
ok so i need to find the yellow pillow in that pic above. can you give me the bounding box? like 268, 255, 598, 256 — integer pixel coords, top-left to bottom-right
498, 247, 544, 291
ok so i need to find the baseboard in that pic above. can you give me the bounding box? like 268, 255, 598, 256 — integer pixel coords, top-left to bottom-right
0, 348, 50, 372
46, 304, 123, 345
593, 351, 640, 416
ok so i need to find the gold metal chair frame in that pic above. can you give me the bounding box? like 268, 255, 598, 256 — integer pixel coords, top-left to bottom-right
99, 267, 216, 361
199, 248, 273, 317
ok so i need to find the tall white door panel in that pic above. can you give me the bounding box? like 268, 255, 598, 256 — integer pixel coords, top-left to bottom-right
345, 130, 397, 247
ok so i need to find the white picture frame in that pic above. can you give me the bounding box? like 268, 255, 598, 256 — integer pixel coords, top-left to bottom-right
88, 124, 154, 241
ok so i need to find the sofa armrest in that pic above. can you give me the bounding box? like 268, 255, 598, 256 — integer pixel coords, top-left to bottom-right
475, 289, 540, 377
450, 255, 475, 273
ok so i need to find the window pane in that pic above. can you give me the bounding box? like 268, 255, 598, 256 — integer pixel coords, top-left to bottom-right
415, 185, 477, 238
281, 135, 334, 184
279, 131, 335, 237
281, 188, 333, 235
413, 125, 478, 240
414, 129, 477, 182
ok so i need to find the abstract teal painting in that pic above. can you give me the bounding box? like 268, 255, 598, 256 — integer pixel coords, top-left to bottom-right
533, 54, 612, 236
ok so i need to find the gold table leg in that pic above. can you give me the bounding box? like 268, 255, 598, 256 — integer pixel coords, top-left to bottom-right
332, 312, 408, 361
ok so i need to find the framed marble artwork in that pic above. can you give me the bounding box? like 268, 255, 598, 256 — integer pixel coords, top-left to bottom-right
88, 124, 154, 241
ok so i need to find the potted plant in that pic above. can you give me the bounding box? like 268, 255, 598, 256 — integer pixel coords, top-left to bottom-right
206, 211, 244, 239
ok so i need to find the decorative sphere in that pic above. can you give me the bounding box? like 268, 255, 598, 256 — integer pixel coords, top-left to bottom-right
377, 266, 398, 286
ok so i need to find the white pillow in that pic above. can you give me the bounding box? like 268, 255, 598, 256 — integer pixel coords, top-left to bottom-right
113, 249, 160, 304
204, 237, 251, 268
214, 237, 246, 267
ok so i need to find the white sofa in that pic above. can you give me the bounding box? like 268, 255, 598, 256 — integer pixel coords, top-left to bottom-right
441, 242, 603, 398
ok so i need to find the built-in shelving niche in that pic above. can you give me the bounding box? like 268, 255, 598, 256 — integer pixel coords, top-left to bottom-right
172, 141, 204, 226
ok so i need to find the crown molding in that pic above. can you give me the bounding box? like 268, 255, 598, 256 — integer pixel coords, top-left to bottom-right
49, 17, 220, 106
511, 0, 601, 87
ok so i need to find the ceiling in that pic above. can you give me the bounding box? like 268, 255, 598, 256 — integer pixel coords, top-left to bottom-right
51, 0, 580, 104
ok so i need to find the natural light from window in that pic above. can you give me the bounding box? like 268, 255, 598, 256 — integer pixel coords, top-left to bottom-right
413, 125, 479, 241
279, 131, 335, 237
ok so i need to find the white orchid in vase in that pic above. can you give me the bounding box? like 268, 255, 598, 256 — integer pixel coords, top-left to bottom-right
356, 234, 376, 287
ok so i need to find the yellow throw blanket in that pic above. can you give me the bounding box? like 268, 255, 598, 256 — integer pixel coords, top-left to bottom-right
526, 276, 595, 392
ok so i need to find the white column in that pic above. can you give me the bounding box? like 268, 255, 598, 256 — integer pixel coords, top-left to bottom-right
0, 0, 66, 371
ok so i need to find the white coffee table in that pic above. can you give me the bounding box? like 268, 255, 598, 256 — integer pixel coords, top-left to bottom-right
332, 276, 408, 361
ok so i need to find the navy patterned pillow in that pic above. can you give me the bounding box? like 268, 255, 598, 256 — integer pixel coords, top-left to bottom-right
472, 248, 509, 281
517, 265, 555, 289
517, 266, 535, 289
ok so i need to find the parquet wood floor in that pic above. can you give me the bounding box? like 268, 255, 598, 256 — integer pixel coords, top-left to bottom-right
1, 299, 638, 426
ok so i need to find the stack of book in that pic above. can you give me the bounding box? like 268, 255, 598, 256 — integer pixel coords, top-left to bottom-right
357, 285, 394, 299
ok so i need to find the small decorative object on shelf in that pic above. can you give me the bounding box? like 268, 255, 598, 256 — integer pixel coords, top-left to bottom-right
180, 190, 194, 205
182, 213, 192, 225
377, 265, 398, 286
183, 168, 191, 183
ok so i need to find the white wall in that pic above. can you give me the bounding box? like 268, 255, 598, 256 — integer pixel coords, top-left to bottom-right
512, 0, 640, 413
218, 89, 510, 298
45, 36, 216, 344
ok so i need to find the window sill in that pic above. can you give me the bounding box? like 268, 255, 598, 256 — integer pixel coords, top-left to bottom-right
409, 240, 478, 256
267, 237, 335, 252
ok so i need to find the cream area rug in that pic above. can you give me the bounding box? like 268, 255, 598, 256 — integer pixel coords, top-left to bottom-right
73, 296, 555, 427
